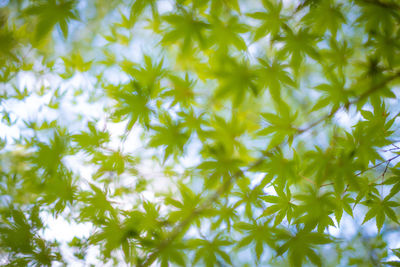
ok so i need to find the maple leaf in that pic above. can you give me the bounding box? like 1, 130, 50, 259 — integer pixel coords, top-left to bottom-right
276, 27, 320, 70
189, 234, 232, 267
161, 9, 209, 52
108, 81, 155, 130
24, 0, 79, 41
260, 185, 296, 226
148, 113, 191, 162
257, 57, 295, 102
362, 192, 400, 232
276, 228, 332, 267
248, 0, 288, 40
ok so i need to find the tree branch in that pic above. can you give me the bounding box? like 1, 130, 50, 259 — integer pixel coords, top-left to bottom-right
138, 71, 400, 267
319, 154, 400, 189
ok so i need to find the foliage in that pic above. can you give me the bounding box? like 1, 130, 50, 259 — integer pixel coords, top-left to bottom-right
1, 0, 400, 266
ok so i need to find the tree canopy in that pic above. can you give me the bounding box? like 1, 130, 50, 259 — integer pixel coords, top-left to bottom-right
1, 0, 400, 266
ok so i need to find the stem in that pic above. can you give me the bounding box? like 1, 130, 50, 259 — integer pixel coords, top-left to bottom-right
139, 71, 400, 267
139, 107, 339, 267
319, 154, 400, 189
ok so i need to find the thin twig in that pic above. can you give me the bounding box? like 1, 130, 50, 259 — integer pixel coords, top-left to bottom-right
138, 71, 400, 267
382, 143, 400, 152
366, 154, 400, 184
139, 107, 340, 267
297, 106, 340, 133
342, 184, 350, 195
321, 153, 400, 184
381, 161, 390, 197
319, 154, 400, 193
351, 71, 400, 104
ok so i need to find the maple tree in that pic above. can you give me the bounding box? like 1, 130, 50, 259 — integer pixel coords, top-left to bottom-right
1, 0, 400, 266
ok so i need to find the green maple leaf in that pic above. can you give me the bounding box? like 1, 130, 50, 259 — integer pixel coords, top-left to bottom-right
213, 55, 258, 105
233, 177, 267, 219
247, 0, 287, 40
91, 150, 136, 179
164, 183, 204, 226
362, 193, 400, 232
260, 185, 296, 226
24, 0, 79, 41
90, 217, 126, 259
189, 234, 232, 267
202, 115, 247, 155
31, 129, 70, 176
207, 15, 248, 51
79, 183, 117, 223
276, 228, 332, 267
157, 240, 187, 267
294, 187, 336, 232
130, 0, 158, 21
258, 101, 298, 149
355, 0, 399, 33
301, 1, 346, 35
311, 74, 349, 111
108, 81, 155, 130
257, 57, 295, 103
367, 30, 400, 68
40, 170, 77, 215
334, 193, 354, 224
62, 52, 93, 73
320, 38, 353, 72
0, 208, 34, 254
128, 55, 166, 96
276, 27, 320, 70
197, 143, 243, 188
258, 150, 299, 187
72, 121, 110, 153
162, 73, 196, 108
382, 169, 400, 200
234, 220, 275, 261
148, 113, 191, 162
161, 9, 209, 52
210, 203, 239, 232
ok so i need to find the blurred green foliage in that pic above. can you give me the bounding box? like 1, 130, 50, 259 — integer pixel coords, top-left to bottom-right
1, 0, 400, 266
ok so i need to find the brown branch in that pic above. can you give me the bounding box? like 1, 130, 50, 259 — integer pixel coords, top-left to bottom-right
302, 175, 316, 185
138, 159, 263, 266
138, 71, 400, 267
319, 154, 400, 190
139, 108, 340, 266
297, 106, 340, 133
364, 155, 400, 180
358, 0, 400, 12
382, 147, 400, 152
368, 154, 400, 185
351, 71, 400, 105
